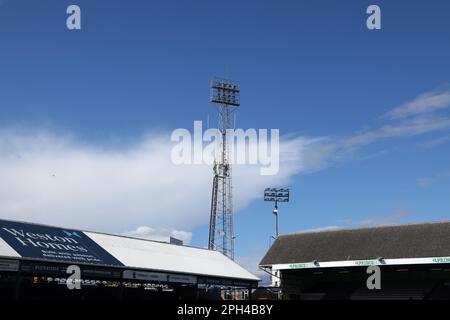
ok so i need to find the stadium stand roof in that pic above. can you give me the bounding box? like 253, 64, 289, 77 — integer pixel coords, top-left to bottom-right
86, 232, 258, 280
260, 221, 450, 268
0, 237, 20, 258
0, 219, 259, 282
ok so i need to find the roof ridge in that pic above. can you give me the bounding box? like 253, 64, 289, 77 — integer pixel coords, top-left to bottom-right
281, 219, 450, 237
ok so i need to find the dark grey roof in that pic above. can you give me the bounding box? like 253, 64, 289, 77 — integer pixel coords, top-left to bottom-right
260, 221, 450, 266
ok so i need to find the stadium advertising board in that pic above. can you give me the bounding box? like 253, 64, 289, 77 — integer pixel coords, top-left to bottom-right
272, 256, 450, 270
0, 220, 123, 267
123, 270, 169, 282
0, 259, 19, 272
123, 270, 197, 284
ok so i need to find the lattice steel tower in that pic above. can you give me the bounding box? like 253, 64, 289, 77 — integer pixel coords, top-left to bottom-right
208, 78, 240, 260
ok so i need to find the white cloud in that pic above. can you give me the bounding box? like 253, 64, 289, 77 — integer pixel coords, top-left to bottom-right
384, 88, 450, 119
0, 127, 304, 235
341, 210, 411, 227
1, 87, 450, 243
123, 226, 192, 244
417, 171, 450, 189
297, 225, 342, 233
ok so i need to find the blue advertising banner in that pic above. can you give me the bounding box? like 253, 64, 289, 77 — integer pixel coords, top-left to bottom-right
0, 220, 124, 267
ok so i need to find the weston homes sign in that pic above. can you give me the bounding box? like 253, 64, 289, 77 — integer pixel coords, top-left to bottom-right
0, 220, 123, 267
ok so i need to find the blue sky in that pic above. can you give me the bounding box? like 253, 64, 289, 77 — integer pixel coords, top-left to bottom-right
1, 0, 450, 279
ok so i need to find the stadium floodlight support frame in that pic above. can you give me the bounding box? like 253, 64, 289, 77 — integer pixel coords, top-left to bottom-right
208, 78, 240, 260
264, 188, 290, 238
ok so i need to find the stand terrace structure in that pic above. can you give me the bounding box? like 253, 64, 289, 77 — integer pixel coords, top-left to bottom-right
0, 219, 259, 300
260, 221, 450, 300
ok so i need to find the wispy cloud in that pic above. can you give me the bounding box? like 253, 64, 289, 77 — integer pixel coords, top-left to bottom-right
123, 226, 193, 244
341, 210, 412, 227
290, 211, 412, 235
299, 86, 450, 173
300, 115, 450, 173
384, 88, 450, 120
420, 134, 450, 148
417, 171, 450, 189
296, 225, 342, 233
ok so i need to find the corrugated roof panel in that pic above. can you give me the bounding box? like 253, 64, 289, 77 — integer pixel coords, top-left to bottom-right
86, 232, 259, 281
0, 237, 20, 258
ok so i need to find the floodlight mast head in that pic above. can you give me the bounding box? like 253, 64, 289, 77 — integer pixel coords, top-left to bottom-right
264, 188, 290, 205
264, 188, 290, 238
210, 78, 240, 107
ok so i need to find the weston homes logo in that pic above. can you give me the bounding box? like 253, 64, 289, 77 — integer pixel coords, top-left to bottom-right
1, 227, 87, 253
0, 220, 123, 266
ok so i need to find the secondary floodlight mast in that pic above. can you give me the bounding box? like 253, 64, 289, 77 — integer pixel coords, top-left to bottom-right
208, 78, 240, 260
264, 188, 290, 238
